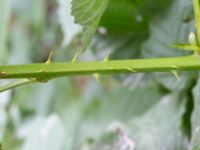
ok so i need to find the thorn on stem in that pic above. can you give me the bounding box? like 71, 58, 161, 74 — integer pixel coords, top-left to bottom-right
93, 73, 100, 83
103, 54, 110, 63
127, 67, 137, 73
171, 70, 180, 81
72, 52, 79, 62
45, 50, 54, 64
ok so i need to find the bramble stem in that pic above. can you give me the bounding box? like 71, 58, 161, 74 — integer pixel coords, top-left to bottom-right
0, 0, 199, 92
0, 55, 199, 80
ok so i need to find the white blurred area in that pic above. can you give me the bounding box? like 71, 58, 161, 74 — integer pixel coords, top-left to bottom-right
57, 0, 82, 46
0, 91, 11, 140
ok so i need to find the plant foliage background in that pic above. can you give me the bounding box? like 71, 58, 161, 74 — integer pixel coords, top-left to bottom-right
0, 0, 200, 149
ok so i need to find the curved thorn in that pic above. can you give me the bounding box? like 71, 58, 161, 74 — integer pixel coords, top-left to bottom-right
45, 50, 54, 64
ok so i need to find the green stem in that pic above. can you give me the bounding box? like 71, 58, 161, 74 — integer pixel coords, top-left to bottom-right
193, 0, 200, 45
0, 55, 200, 80
0, 79, 36, 93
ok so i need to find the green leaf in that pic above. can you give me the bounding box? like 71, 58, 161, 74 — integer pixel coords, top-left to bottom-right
72, 0, 109, 52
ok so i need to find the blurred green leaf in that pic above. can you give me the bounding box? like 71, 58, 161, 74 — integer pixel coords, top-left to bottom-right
191, 75, 200, 149
71, 81, 164, 149
127, 93, 188, 150
141, 0, 195, 91
99, 0, 147, 35
100, 0, 172, 35
142, 0, 193, 58
91, 0, 172, 60
22, 115, 65, 150
82, 82, 163, 122
85, 93, 188, 150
